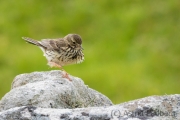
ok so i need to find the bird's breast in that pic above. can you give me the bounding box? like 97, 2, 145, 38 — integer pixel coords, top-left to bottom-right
43, 49, 84, 66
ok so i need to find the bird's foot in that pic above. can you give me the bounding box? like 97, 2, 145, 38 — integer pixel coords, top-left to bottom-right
48, 62, 71, 81
62, 71, 71, 81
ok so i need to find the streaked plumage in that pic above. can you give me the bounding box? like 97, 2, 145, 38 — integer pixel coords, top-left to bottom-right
22, 34, 84, 80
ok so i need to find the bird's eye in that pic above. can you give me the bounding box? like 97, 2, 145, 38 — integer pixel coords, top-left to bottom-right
73, 41, 76, 44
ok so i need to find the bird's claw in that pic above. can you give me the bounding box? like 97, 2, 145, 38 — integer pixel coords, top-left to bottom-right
62, 71, 71, 81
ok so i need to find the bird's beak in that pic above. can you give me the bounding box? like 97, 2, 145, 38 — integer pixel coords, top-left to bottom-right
78, 45, 84, 50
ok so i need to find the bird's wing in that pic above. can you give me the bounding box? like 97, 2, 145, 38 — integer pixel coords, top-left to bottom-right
39, 38, 68, 52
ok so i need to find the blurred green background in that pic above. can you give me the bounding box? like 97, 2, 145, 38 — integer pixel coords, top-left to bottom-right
0, 0, 179, 104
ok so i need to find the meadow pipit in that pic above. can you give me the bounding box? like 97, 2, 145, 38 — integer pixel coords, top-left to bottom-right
22, 34, 84, 81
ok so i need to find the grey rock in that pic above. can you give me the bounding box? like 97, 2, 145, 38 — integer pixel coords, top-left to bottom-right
0, 70, 113, 112
1, 71, 180, 120
0, 94, 180, 120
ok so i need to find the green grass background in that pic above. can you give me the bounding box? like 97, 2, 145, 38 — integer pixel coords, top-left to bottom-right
0, 0, 179, 104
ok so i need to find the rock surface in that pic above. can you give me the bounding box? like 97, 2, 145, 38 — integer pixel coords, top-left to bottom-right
0, 70, 113, 111
0, 71, 180, 120
0, 95, 180, 120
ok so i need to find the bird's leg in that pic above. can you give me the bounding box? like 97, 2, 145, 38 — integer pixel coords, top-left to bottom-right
48, 62, 62, 69
61, 70, 71, 81
48, 62, 71, 81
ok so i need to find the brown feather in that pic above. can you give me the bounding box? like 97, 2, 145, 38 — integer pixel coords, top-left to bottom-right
40, 38, 67, 52
22, 37, 46, 48
22, 34, 84, 67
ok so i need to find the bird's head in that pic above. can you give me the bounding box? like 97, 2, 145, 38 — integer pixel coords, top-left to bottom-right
65, 34, 83, 50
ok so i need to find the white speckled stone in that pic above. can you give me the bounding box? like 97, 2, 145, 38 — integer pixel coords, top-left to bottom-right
0, 71, 180, 120
0, 70, 113, 112
0, 94, 180, 120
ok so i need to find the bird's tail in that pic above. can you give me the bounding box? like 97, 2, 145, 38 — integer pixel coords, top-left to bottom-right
22, 37, 41, 46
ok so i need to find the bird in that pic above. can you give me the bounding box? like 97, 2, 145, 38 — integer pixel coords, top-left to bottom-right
22, 34, 84, 81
